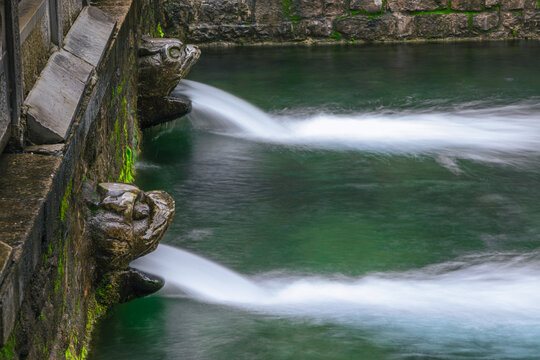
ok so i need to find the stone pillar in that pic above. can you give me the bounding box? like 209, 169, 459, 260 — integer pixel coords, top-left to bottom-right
3, 0, 22, 151
49, 0, 63, 45
0, 0, 11, 154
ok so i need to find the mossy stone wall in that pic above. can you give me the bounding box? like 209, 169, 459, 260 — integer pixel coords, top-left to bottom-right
0, 0, 163, 357
160, 0, 540, 43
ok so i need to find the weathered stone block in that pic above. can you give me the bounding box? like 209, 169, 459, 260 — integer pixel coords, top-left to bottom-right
251, 23, 294, 40
196, 0, 252, 24
501, 0, 526, 10
138, 96, 191, 129
63, 6, 116, 67
188, 24, 221, 42
415, 13, 469, 37
388, 0, 445, 12
61, 0, 83, 35
501, 11, 522, 28
525, 0, 540, 9
473, 12, 499, 30
25, 143, 66, 156
0, 153, 61, 204
252, 24, 275, 39
102, 268, 164, 305
350, 0, 383, 13
395, 13, 415, 37
254, 0, 284, 24
163, 1, 195, 30
0, 152, 61, 344
324, 0, 348, 18
24, 50, 93, 144
335, 13, 396, 39
522, 10, 540, 33
485, 0, 499, 7
295, 0, 325, 18
219, 24, 254, 40
296, 18, 334, 37
450, 0, 484, 11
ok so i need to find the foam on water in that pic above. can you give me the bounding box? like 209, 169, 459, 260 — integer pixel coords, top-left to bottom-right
161, 80, 540, 357
176, 80, 286, 137
132, 245, 540, 358
176, 80, 540, 164
133, 245, 540, 314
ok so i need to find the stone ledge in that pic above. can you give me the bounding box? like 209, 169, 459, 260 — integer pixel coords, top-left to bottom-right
24, 144, 66, 156
0, 199, 44, 248
0, 153, 62, 343
24, 6, 117, 145
25, 50, 93, 144
0, 153, 61, 203
64, 6, 117, 67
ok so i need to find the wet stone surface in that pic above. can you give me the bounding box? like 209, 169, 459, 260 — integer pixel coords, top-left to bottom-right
88, 182, 175, 273
137, 36, 200, 128
163, 0, 540, 43
0, 154, 61, 249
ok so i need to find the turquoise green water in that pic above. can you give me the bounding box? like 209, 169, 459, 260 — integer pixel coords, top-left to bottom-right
90, 42, 540, 360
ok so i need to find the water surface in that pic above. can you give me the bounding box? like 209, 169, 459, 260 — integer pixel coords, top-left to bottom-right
90, 42, 540, 360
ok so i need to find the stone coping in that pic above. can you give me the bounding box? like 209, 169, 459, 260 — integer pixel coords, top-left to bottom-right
63, 6, 117, 67
23, 6, 116, 145
0, 153, 62, 343
25, 50, 94, 144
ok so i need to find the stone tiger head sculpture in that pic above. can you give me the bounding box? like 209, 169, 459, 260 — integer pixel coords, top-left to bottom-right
88, 182, 175, 272
137, 36, 201, 129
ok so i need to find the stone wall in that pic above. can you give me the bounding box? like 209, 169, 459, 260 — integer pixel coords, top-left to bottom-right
162, 0, 540, 43
0, 70, 9, 153
0, 0, 171, 358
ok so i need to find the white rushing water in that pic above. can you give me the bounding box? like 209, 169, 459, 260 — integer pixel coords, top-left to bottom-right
132, 245, 540, 358
176, 80, 540, 164
133, 245, 540, 314
157, 81, 540, 357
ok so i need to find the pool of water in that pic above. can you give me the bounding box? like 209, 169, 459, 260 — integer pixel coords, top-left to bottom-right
89, 41, 540, 360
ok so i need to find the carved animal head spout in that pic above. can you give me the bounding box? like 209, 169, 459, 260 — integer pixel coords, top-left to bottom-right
138, 36, 201, 98
137, 36, 201, 129
88, 183, 175, 273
